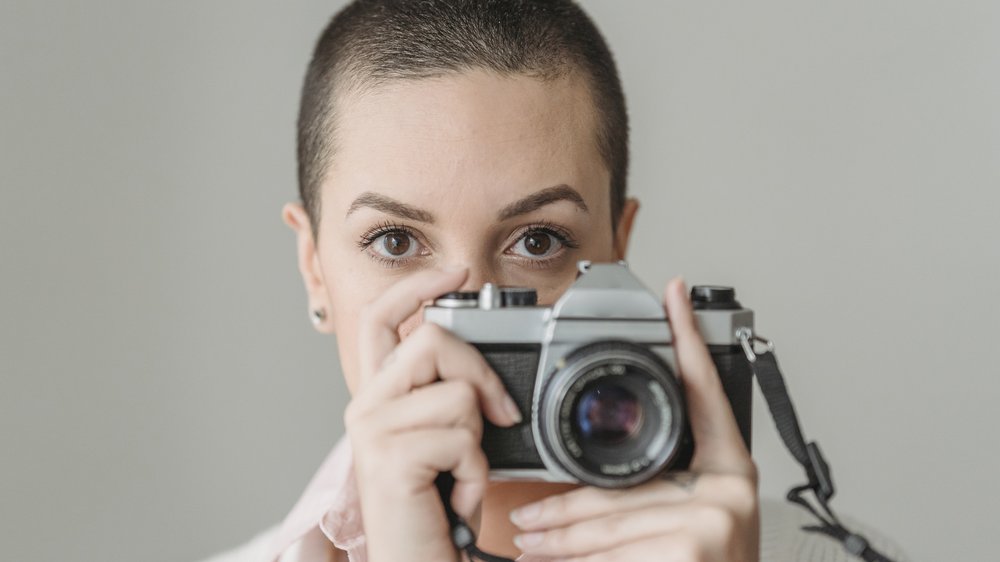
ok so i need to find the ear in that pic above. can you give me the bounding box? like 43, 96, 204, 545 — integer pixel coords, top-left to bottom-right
613, 197, 640, 260
282, 202, 334, 334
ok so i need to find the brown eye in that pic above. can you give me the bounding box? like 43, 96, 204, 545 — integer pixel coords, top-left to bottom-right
509, 229, 565, 260
382, 232, 411, 256
524, 232, 552, 255
369, 229, 421, 260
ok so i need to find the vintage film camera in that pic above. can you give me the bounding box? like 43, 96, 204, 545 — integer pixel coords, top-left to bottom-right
424, 261, 754, 488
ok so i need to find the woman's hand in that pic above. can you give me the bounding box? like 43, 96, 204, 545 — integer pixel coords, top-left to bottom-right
509, 278, 760, 562
344, 268, 522, 562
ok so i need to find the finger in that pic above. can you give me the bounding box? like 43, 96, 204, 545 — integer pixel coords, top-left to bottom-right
356, 322, 520, 427
356, 426, 489, 520
664, 277, 751, 473
402, 428, 490, 519
357, 267, 469, 384
550, 533, 703, 562
511, 472, 750, 532
515, 503, 708, 558
363, 380, 484, 439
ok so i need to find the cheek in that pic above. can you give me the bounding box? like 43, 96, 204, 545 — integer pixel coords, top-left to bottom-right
331, 303, 363, 396
325, 267, 392, 395
508, 265, 579, 306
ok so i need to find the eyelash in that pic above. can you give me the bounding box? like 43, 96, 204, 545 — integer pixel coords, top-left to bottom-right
356, 221, 421, 268
508, 221, 580, 268
355, 221, 580, 268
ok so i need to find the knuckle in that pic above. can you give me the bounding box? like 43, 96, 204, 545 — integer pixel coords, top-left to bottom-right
702, 504, 736, 536
407, 323, 448, 356
415, 321, 446, 342
468, 415, 485, 440
343, 400, 365, 430
721, 473, 759, 514
469, 445, 489, 474
672, 535, 703, 561
450, 383, 484, 432
344, 412, 377, 451
544, 527, 567, 550
460, 389, 485, 427
453, 426, 479, 450
450, 380, 478, 405
481, 359, 504, 389
601, 513, 627, 540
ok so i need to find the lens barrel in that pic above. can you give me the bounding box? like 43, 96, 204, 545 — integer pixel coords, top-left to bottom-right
539, 341, 686, 488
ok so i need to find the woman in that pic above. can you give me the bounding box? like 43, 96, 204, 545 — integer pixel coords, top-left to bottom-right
208, 1, 906, 560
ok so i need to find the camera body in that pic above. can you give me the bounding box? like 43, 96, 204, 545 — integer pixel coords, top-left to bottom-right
423, 261, 754, 488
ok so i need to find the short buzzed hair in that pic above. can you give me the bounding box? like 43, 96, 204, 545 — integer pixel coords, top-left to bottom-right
297, 0, 629, 238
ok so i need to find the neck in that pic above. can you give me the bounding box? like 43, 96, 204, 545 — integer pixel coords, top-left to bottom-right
475, 481, 579, 558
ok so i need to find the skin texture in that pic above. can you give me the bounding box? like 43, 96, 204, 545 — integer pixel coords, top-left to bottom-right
283, 69, 759, 561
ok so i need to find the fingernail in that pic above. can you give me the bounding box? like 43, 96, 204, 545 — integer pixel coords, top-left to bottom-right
503, 394, 523, 424
513, 532, 544, 549
509, 501, 541, 527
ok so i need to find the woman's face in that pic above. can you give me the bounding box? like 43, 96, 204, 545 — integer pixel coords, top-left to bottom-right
285, 69, 639, 393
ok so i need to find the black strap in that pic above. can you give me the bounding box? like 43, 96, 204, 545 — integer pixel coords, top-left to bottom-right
435, 472, 516, 562
750, 350, 896, 562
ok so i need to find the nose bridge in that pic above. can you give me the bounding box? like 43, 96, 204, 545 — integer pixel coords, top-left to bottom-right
458, 256, 498, 292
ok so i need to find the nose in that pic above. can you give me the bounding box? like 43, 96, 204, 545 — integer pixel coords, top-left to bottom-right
447, 258, 498, 293
459, 269, 493, 293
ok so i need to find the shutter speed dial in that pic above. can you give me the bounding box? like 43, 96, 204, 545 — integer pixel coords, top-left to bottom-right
434, 285, 538, 309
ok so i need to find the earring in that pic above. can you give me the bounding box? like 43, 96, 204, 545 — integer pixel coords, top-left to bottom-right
310, 307, 327, 326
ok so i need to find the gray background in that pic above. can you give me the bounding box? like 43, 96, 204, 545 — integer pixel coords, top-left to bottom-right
1, 1, 997, 560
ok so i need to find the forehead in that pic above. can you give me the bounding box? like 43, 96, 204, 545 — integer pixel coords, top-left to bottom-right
322, 69, 609, 218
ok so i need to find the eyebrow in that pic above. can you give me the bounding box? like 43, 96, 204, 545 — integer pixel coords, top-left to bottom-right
346, 192, 436, 223
344, 184, 589, 223
497, 184, 589, 221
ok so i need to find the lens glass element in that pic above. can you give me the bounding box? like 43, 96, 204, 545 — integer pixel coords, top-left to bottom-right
573, 382, 643, 446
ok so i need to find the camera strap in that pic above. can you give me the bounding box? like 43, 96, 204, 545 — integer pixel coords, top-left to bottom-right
435, 472, 516, 562
740, 331, 895, 562
438, 337, 897, 562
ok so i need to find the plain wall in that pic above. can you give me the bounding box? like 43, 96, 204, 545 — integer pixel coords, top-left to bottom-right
1, 1, 997, 560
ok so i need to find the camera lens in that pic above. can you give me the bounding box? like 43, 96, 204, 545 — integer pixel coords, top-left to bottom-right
573, 382, 643, 446
539, 341, 687, 488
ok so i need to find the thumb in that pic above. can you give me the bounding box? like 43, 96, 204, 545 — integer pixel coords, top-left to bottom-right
664, 277, 753, 475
